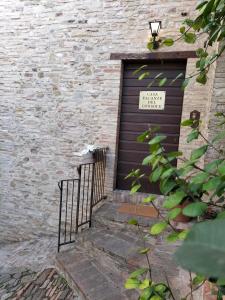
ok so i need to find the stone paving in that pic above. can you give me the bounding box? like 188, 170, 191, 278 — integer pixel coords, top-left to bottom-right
0, 268, 78, 300
0, 237, 79, 299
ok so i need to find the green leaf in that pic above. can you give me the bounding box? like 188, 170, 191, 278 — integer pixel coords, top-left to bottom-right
184, 32, 197, 44
133, 65, 148, 76
160, 179, 177, 195
196, 1, 208, 10
163, 38, 174, 46
155, 284, 167, 293
181, 119, 194, 126
181, 78, 190, 90
139, 248, 151, 254
148, 135, 167, 145
192, 274, 205, 286
160, 168, 175, 180
203, 177, 221, 191
143, 195, 156, 203
196, 71, 207, 85
182, 202, 208, 217
174, 219, 225, 278
150, 296, 162, 300
180, 26, 186, 34
178, 230, 189, 240
129, 268, 148, 279
216, 211, 225, 220
139, 72, 150, 80
150, 166, 163, 183
130, 184, 141, 194
125, 278, 140, 289
137, 130, 150, 142
163, 190, 187, 209
150, 222, 168, 235
147, 41, 154, 51
128, 218, 138, 225
218, 162, 225, 176
159, 77, 167, 87
191, 172, 209, 184
187, 130, 199, 143
204, 159, 223, 172
143, 154, 155, 166
190, 145, 208, 160
139, 279, 150, 290
167, 232, 180, 243
167, 207, 182, 220
140, 287, 152, 300
170, 73, 184, 85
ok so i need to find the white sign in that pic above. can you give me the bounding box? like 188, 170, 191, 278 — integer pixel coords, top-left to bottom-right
139, 91, 166, 110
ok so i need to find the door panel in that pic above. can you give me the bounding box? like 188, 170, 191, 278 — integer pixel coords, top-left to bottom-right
116, 60, 187, 194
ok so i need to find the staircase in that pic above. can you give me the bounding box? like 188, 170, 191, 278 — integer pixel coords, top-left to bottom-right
55, 201, 184, 300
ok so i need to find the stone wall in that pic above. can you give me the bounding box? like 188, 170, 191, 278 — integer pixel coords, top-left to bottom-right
0, 0, 220, 242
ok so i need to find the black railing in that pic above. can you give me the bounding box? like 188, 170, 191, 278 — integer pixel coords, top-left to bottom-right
58, 148, 107, 252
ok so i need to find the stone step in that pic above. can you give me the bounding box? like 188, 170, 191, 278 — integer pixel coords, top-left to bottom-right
92, 202, 158, 230
56, 246, 138, 300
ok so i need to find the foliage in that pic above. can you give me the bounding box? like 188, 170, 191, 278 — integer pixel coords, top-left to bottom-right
144, 0, 225, 86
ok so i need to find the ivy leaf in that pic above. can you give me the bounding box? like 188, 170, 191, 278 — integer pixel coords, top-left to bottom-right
191, 145, 208, 160
182, 202, 208, 217
130, 184, 141, 194
184, 32, 197, 44
129, 268, 148, 279
150, 222, 168, 235
163, 190, 187, 209
125, 278, 140, 289
163, 38, 174, 46
148, 135, 167, 145
140, 287, 152, 300
155, 284, 167, 293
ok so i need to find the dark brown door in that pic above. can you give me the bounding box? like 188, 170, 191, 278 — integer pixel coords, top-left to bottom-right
116, 59, 187, 194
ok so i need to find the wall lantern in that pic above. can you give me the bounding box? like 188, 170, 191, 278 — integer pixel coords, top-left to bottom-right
149, 20, 162, 49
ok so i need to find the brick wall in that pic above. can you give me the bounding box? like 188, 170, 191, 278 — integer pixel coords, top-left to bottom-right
0, 0, 221, 242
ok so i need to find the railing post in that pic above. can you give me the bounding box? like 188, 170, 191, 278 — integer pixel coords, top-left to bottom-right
58, 181, 63, 252
89, 163, 95, 228
75, 166, 81, 234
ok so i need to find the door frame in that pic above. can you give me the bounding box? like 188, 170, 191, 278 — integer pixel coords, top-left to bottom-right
112, 52, 197, 192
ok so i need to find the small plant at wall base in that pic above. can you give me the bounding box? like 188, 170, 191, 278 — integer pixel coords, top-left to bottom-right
124, 114, 225, 299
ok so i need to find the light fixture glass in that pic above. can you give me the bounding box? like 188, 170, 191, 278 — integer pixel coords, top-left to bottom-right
149, 21, 161, 37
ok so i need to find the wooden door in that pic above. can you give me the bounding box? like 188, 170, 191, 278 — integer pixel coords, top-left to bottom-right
116, 59, 187, 194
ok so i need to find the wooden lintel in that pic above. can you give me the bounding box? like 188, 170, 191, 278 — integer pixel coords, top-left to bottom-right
110, 51, 197, 60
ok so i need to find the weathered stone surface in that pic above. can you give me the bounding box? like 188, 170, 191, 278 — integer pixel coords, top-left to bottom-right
0, 0, 222, 243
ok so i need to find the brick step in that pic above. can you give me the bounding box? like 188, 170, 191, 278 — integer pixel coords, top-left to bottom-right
56, 245, 138, 300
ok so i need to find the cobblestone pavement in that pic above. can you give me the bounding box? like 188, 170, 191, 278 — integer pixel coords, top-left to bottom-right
0, 268, 78, 300
0, 237, 79, 299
